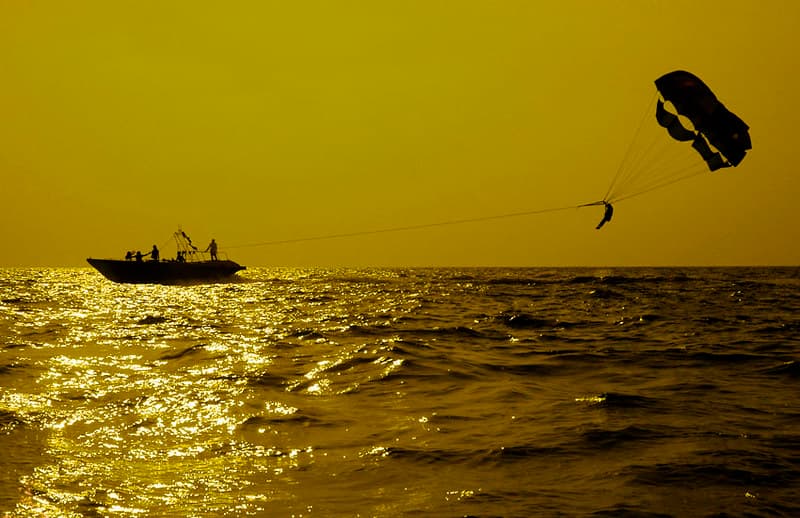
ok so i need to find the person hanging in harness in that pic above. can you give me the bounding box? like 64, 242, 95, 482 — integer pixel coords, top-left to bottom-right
596, 201, 614, 230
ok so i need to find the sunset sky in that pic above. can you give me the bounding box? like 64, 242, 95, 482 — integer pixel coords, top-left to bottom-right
1, 1, 797, 267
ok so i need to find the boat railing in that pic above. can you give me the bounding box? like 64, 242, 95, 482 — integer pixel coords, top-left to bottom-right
171, 230, 232, 263
172, 249, 232, 263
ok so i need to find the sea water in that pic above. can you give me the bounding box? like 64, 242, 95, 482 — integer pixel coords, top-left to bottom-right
1, 267, 798, 516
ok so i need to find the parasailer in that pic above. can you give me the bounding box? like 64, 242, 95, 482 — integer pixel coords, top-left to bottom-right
595, 201, 614, 230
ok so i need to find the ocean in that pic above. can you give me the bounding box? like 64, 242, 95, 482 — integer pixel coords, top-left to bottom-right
1, 267, 798, 517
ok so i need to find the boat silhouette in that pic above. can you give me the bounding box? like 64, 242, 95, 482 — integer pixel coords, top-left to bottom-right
87, 230, 245, 284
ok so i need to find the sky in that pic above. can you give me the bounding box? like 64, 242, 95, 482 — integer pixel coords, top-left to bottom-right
1, 0, 798, 267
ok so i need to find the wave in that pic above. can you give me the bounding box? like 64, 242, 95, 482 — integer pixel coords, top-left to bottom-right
137, 315, 169, 325
698, 447, 800, 484
286, 329, 327, 340
243, 371, 293, 387
682, 351, 770, 364
624, 458, 800, 491
486, 445, 567, 460
761, 360, 800, 377
160, 343, 207, 360
381, 444, 566, 465
577, 392, 660, 410
499, 312, 582, 330
342, 323, 398, 337
0, 410, 24, 431
381, 446, 475, 465
579, 425, 670, 449
486, 277, 542, 286
387, 325, 509, 342
627, 462, 758, 487
590, 505, 673, 517
240, 413, 320, 427
478, 361, 558, 377
381, 358, 479, 382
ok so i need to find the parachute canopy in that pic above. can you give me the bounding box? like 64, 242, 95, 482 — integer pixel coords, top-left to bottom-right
655, 70, 751, 171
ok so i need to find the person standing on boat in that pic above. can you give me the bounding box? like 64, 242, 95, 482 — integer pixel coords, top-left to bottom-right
149, 245, 160, 262
205, 239, 218, 261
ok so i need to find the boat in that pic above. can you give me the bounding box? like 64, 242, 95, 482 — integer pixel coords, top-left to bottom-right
87, 230, 246, 284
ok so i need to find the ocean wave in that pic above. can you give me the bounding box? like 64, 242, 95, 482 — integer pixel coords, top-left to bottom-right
577, 392, 660, 410
761, 360, 800, 377
381, 358, 480, 381
568, 273, 693, 285
240, 413, 320, 427
159, 343, 207, 360
486, 445, 567, 460
588, 288, 625, 299
590, 505, 674, 517
626, 462, 759, 487
499, 312, 582, 330
396, 325, 509, 342
286, 329, 327, 340
682, 351, 772, 365
486, 277, 541, 286
479, 362, 557, 376
381, 446, 475, 464
381, 444, 567, 465
243, 372, 292, 387
0, 410, 24, 432
579, 425, 670, 449
624, 457, 800, 490
137, 315, 170, 325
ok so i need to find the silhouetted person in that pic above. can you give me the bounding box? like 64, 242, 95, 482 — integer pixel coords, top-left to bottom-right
125, 251, 133, 261
177, 251, 186, 262
596, 202, 614, 230
205, 239, 218, 261
150, 245, 160, 262
135, 250, 143, 262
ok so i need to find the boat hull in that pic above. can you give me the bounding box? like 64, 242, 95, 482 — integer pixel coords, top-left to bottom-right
87, 258, 245, 284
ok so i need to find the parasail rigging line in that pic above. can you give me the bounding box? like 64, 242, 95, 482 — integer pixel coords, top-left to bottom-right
603, 100, 715, 203
225, 203, 593, 249
603, 91, 659, 202
607, 149, 708, 204
609, 168, 705, 204
610, 120, 672, 197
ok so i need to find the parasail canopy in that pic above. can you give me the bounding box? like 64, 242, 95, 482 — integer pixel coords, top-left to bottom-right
654, 70, 751, 171
603, 70, 752, 206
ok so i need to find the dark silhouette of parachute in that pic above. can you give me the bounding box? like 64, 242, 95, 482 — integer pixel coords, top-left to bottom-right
655, 71, 751, 171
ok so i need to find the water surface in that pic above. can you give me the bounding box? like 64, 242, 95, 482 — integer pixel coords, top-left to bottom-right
1, 267, 799, 516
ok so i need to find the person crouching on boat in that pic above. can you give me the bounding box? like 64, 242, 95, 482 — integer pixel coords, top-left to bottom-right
205, 239, 218, 261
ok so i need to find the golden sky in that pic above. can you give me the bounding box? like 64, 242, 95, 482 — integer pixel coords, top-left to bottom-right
1, 1, 797, 266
